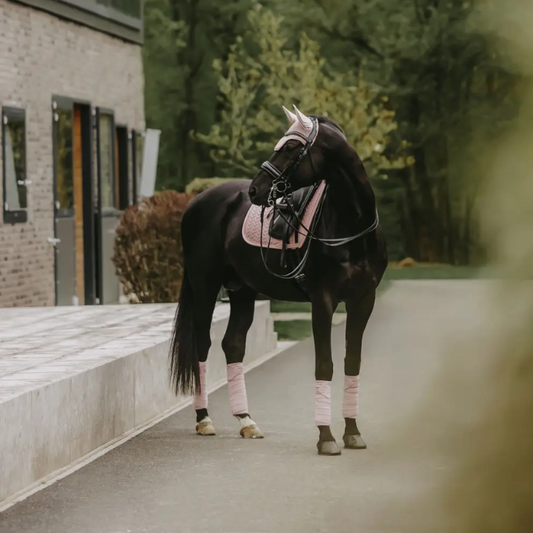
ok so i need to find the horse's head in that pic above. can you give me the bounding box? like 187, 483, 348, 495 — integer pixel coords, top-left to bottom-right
249, 106, 345, 206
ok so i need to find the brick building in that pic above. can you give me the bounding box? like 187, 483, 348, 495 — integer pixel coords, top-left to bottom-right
0, 0, 145, 307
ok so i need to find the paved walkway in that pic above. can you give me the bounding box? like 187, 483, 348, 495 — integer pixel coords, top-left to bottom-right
0, 304, 176, 381
0, 281, 493, 533
0, 303, 233, 402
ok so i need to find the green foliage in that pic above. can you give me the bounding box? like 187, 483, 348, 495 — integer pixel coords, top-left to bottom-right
144, 0, 256, 191
112, 191, 194, 303
143, 0, 520, 264
192, 5, 412, 177
269, 0, 519, 263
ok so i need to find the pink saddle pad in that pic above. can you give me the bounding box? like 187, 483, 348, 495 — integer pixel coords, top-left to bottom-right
242, 181, 326, 250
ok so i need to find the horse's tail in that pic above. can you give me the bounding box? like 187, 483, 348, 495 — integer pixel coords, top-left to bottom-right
169, 267, 200, 396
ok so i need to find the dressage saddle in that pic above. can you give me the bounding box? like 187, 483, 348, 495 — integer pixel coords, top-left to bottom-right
268, 182, 320, 244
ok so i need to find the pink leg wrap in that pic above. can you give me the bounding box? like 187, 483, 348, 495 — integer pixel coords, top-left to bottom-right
315, 380, 332, 426
342, 375, 360, 419
227, 363, 249, 415
193, 362, 208, 410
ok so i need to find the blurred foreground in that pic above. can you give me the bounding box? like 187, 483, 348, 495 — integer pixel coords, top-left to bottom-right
389, 1, 533, 530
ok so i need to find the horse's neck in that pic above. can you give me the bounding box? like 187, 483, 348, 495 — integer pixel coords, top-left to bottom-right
324, 178, 364, 235
312, 174, 376, 260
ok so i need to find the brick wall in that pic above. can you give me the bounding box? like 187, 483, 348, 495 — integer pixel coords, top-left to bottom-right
0, 0, 145, 307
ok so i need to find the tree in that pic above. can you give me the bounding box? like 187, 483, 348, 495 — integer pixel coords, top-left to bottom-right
269, 0, 519, 263
192, 5, 412, 178
143, 0, 256, 191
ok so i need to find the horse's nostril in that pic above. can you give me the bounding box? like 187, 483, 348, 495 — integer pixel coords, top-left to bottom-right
249, 186, 257, 199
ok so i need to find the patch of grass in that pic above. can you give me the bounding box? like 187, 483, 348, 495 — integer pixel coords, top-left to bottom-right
270, 264, 485, 342
384, 265, 480, 280
270, 263, 483, 318
271, 301, 346, 314
274, 320, 313, 341
270, 278, 392, 314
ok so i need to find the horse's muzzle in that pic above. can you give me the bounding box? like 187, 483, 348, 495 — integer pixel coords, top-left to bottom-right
248, 183, 270, 206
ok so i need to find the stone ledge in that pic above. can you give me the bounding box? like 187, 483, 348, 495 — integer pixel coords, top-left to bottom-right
0, 301, 278, 509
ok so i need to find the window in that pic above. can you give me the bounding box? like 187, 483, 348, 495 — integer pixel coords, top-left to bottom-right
98, 112, 116, 210
2, 107, 28, 224
132, 130, 144, 203
55, 108, 74, 214
115, 125, 130, 210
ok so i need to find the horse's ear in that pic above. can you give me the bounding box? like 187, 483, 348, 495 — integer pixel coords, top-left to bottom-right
282, 106, 297, 124
293, 105, 313, 129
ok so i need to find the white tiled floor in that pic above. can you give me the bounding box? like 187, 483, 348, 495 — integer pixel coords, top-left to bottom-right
0, 303, 191, 399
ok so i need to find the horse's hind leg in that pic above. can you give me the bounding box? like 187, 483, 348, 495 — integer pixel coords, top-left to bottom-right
191, 277, 222, 436
222, 285, 263, 439
343, 290, 375, 449
312, 292, 341, 456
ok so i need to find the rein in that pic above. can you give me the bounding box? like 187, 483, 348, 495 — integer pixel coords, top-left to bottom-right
258, 118, 379, 282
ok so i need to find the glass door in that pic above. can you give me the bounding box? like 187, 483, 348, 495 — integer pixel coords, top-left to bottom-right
52, 99, 77, 306
95, 108, 120, 304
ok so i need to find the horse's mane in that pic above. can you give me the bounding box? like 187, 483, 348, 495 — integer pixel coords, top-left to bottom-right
311, 115, 346, 137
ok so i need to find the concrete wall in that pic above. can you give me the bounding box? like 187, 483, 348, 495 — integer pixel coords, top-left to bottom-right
0, 301, 279, 510
0, 0, 145, 306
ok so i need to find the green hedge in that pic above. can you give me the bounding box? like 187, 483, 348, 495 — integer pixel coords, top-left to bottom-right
113, 191, 194, 303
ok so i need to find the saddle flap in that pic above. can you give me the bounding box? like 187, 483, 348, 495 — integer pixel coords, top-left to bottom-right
269, 183, 319, 243
241, 180, 327, 251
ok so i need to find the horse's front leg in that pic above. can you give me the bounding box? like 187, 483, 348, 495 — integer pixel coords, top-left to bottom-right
312, 292, 341, 456
343, 291, 375, 449
222, 286, 264, 439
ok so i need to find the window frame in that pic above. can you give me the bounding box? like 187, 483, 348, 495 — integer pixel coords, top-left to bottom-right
2, 107, 28, 225
9, 0, 144, 44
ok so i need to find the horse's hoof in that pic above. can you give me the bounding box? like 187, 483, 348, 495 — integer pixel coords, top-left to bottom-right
343, 434, 367, 449
317, 440, 342, 456
240, 425, 264, 439
196, 420, 216, 436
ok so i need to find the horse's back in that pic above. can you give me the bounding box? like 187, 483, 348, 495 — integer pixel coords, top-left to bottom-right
181, 179, 251, 253
185, 180, 250, 216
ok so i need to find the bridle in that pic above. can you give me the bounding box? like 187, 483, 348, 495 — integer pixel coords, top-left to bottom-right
257, 118, 380, 282
260, 118, 320, 206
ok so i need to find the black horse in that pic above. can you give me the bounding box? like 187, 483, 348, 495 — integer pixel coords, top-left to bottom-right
169, 106, 387, 455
